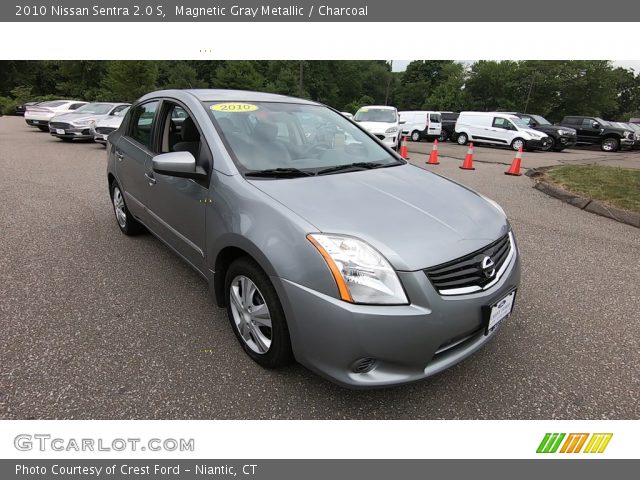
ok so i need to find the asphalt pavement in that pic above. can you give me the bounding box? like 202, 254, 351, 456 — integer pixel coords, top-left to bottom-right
1, 116, 639, 419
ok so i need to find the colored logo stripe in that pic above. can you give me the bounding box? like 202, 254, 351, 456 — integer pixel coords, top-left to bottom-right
536, 433, 565, 453
583, 433, 613, 453
537, 433, 613, 453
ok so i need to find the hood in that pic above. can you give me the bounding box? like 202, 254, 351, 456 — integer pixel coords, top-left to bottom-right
52, 112, 107, 124
95, 115, 124, 128
534, 124, 576, 135
249, 164, 509, 271
356, 121, 398, 134
522, 128, 547, 138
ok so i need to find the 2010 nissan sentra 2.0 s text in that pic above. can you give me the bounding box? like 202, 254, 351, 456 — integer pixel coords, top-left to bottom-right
106, 89, 521, 388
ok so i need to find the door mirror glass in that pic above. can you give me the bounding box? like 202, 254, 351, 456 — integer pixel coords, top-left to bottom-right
592, 121, 600, 129
152, 151, 201, 178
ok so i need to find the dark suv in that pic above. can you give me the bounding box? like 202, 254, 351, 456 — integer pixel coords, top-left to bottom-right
558, 116, 635, 152
511, 113, 577, 152
439, 111, 459, 142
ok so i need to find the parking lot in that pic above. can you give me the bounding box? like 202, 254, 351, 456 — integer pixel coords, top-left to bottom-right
1, 115, 639, 420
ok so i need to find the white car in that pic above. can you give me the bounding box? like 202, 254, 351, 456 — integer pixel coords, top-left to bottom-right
49, 102, 130, 141
24, 100, 88, 131
91, 106, 130, 145
399, 111, 443, 142
455, 111, 551, 151
353, 105, 401, 150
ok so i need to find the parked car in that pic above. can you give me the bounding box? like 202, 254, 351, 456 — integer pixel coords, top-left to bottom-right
510, 113, 577, 151
455, 111, 551, 151
611, 122, 640, 149
558, 116, 635, 152
398, 110, 442, 142
629, 117, 640, 124
438, 111, 459, 142
49, 102, 130, 141
107, 89, 520, 388
15, 101, 40, 116
353, 105, 402, 150
24, 100, 87, 131
91, 106, 130, 145
340, 111, 354, 120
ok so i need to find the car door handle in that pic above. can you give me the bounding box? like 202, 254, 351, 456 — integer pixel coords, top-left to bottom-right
145, 173, 156, 186
115, 151, 124, 161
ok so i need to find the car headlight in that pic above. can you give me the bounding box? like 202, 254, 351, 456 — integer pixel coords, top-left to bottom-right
557, 129, 574, 136
74, 119, 95, 127
307, 233, 408, 305
624, 131, 633, 139
385, 126, 398, 134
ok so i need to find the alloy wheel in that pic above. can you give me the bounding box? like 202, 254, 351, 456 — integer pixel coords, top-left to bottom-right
229, 275, 272, 354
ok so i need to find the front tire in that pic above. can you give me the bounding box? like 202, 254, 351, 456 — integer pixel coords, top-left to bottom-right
225, 257, 293, 369
457, 133, 468, 145
59, 137, 73, 142
37, 126, 48, 132
601, 137, 620, 152
541, 137, 555, 152
410, 130, 421, 142
511, 138, 525, 151
110, 182, 144, 236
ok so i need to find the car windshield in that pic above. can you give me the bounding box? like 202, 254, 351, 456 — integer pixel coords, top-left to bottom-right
595, 117, 612, 127
528, 114, 551, 125
510, 117, 529, 128
74, 103, 114, 114
206, 101, 402, 174
354, 108, 397, 123
114, 106, 130, 117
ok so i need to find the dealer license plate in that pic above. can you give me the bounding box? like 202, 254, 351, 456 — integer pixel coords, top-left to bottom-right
56, 129, 65, 135
485, 290, 516, 335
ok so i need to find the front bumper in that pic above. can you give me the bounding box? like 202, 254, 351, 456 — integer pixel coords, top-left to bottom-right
49, 124, 94, 139
557, 135, 577, 148
25, 118, 50, 127
373, 133, 399, 148
621, 138, 635, 149
525, 138, 551, 150
273, 240, 521, 388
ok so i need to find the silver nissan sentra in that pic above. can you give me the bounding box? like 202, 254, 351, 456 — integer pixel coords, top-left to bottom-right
106, 89, 521, 388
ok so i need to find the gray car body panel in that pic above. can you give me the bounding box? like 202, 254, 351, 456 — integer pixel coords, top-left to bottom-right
107, 89, 521, 388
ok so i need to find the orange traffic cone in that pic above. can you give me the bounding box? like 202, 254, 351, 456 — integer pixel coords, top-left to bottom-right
460, 143, 475, 170
427, 139, 440, 165
505, 146, 523, 176
399, 136, 409, 159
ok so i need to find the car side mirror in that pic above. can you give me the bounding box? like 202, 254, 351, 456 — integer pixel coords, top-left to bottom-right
592, 122, 600, 129
399, 120, 406, 124
529, 121, 537, 127
152, 151, 206, 179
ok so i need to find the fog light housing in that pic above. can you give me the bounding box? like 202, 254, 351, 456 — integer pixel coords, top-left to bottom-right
351, 357, 377, 374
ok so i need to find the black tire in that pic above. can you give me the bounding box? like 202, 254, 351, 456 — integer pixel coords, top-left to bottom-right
457, 133, 468, 145
59, 137, 73, 142
37, 126, 48, 132
438, 131, 448, 142
541, 136, 555, 152
511, 138, 526, 151
553, 147, 565, 152
110, 181, 144, 236
601, 137, 620, 152
224, 257, 293, 369
410, 130, 421, 142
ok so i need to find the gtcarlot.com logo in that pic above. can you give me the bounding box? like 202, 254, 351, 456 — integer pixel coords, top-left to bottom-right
536, 433, 612, 454
14, 434, 195, 452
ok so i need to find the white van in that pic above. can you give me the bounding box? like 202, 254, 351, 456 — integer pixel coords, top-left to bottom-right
353, 105, 401, 149
455, 111, 550, 151
398, 111, 442, 142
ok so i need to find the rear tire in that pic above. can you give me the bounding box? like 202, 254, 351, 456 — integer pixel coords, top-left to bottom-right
225, 257, 293, 369
438, 131, 448, 142
457, 133, 468, 145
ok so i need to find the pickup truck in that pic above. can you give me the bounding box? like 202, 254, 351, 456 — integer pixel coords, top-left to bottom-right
558, 116, 635, 152
511, 113, 577, 151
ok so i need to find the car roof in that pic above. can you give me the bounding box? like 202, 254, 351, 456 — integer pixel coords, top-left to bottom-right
140, 89, 321, 106
360, 105, 396, 110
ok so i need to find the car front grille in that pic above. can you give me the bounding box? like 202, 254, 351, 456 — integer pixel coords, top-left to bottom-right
49, 122, 72, 129
96, 127, 116, 135
424, 232, 514, 296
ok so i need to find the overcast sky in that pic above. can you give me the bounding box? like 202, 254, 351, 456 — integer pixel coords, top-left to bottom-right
391, 60, 640, 73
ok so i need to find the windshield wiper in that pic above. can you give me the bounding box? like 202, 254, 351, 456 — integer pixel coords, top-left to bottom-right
316, 162, 397, 175
244, 167, 315, 178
